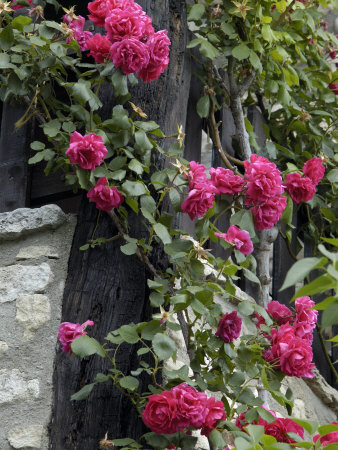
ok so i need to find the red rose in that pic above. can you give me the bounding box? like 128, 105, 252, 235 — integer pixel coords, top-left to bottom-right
215, 311, 242, 343
329, 82, 338, 95
314, 421, 338, 447
186, 161, 208, 189
201, 397, 226, 437
244, 154, 284, 204
285, 173, 316, 204
266, 301, 292, 325
110, 37, 149, 75
87, 177, 124, 211
142, 390, 179, 434
251, 196, 287, 230
215, 225, 253, 255
171, 383, 207, 429
86, 34, 112, 63
139, 30, 171, 82
303, 157, 325, 186
66, 131, 107, 171
58, 320, 94, 355
209, 167, 246, 195
264, 418, 304, 443
280, 337, 315, 378
181, 182, 215, 220
295, 296, 318, 327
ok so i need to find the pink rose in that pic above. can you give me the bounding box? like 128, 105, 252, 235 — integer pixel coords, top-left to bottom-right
215, 225, 253, 255
295, 296, 318, 327
280, 337, 315, 378
142, 390, 179, 434
186, 161, 208, 189
264, 418, 304, 443
171, 383, 207, 429
303, 157, 325, 186
269, 324, 296, 362
329, 83, 338, 95
139, 30, 171, 82
110, 37, 149, 75
86, 34, 112, 63
244, 154, 284, 204
209, 167, 246, 195
66, 131, 107, 171
293, 321, 314, 342
87, 177, 124, 211
88, 0, 137, 27
251, 196, 287, 230
58, 320, 94, 355
314, 422, 338, 447
105, 8, 151, 43
215, 311, 242, 343
286, 173, 316, 204
64, 15, 93, 51
201, 397, 226, 437
266, 301, 292, 325
181, 182, 215, 220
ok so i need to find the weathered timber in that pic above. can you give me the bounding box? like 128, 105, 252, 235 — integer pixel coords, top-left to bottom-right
50, 1, 192, 448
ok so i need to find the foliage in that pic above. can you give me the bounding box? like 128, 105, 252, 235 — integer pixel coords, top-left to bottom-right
0, 0, 337, 449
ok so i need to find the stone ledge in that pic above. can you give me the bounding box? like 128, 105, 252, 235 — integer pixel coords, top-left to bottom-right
0, 205, 67, 241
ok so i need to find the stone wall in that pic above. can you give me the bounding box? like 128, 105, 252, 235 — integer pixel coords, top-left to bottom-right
0, 205, 77, 450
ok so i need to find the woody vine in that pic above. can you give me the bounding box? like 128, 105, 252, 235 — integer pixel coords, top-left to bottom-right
1, 0, 338, 449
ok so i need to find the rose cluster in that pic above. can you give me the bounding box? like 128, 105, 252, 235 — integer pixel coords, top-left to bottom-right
142, 383, 226, 437
180, 155, 324, 231
257, 297, 317, 378
236, 409, 305, 444
65, 131, 124, 211
64, 0, 171, 81
314, 421, 338, 447
10, 0, 34, 10
58, 320, 94, 355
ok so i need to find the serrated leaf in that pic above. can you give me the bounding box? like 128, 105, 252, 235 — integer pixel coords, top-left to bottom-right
119, 324, 139, 344
119, 376, 139, 391
232, 44, 250, 61
196, 95, 210, 118
153, 223, 172, 245
188, 3, 205, 21
71, 335, 105, 358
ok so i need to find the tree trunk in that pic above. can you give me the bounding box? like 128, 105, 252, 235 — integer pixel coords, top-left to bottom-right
49, 1, 192, 448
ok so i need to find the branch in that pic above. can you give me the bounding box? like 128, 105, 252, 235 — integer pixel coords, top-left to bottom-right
238, 70, 256, 97
316, 324, 338, 382
209, 97, 244, 171
272, 0, 297, 30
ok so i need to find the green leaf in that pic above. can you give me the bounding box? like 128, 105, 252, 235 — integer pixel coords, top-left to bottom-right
152, 333, 176, 360
111, 69, 128, 97
321, 301, 338, 328
119, 324, 139, 344
238, 301, 255, 316
71, 79, 102, 111
134, 120, 160, 132
221, 23, 236, 35
149, 292, 164, 307
196, 95, 210, 118
109, 156, 127, 170
169, 188, 181, 212
327, 168, 338, 184
71, 335, 105, 358
188, 3, 205, 21
153, 223, 172, 245
11, 16, 32, 32
230, 210, 256, 237
292, 274, 336, 300
120, 242, 138, 255
119, 376, 139, 391
28, 152, 45, 164
280, 257, 320, 291
0, 53, 15, 69
232, 44, 251, 61
197, 39, 220, 59
0, 26, 14, 51
70, 383, 95, 401
208, 429, 226, 449
128, 159, 144, 175
122, 180, 148, 196
245, 425, 264, 442
144, 433, 170, 448
135, 129, 153, 151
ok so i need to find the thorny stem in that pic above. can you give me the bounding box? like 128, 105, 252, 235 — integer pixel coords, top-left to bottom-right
316, 324, 338, 382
